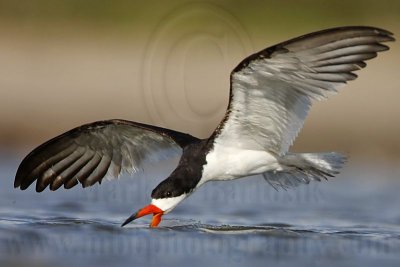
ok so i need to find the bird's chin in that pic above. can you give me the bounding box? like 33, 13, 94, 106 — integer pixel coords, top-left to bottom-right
151, 194, 187, 214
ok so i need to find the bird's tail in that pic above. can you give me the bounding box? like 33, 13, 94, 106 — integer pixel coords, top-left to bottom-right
262, 152, 347, 190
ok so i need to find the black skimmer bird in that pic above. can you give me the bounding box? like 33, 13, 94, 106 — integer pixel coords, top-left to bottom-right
15, 26, 394, 227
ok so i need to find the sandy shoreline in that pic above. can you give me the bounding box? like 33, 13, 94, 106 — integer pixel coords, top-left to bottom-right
1, 25, 399, 159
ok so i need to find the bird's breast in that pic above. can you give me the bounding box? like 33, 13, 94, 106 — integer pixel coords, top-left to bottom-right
199, 143, 280, 185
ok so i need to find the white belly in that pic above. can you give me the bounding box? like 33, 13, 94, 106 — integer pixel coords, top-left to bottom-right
200, 143, 281, 184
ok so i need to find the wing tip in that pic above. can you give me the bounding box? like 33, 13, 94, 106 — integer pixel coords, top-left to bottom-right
13, 180, 21, 189
231, 25, 395, 75
14, 173, 21, 188
64, 179, 78, 189
35, 181, 47, 192
15, 170, 35, 190
14, 158, 29, 189
314, 25, 395, 39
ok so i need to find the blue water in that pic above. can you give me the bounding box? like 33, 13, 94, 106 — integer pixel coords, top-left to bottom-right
0, 150, 399, 266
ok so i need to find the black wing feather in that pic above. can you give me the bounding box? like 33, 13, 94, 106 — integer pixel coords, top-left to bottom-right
15, 119, 199, 191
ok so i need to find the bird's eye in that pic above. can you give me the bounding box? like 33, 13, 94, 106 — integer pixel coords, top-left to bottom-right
165, 191, 172, 197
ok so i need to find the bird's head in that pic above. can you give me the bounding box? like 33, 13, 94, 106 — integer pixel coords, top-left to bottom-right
121, 177, 189, 227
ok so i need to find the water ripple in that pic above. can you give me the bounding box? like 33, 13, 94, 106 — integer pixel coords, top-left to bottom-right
1, 216, 399, 240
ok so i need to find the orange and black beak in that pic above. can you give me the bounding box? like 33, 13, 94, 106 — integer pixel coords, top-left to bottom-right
121, 204, 163, 228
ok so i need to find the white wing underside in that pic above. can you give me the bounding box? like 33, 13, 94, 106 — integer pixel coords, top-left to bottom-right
214, 27, 394, 156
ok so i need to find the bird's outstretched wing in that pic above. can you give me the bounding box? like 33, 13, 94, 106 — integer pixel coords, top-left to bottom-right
212, 26, 394, 155
15, 119, 199, 192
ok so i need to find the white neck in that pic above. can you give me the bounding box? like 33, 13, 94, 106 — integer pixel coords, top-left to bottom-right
151, 193, 188, 214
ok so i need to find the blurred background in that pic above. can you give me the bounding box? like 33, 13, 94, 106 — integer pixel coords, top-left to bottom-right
0, 0, 399, 161
0, 1, 399, 267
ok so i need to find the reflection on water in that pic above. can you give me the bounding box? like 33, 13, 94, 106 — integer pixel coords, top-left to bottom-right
0, 152, 399, 267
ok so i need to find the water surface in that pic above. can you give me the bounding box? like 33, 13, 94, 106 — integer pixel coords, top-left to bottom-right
1, 152, 399, 266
